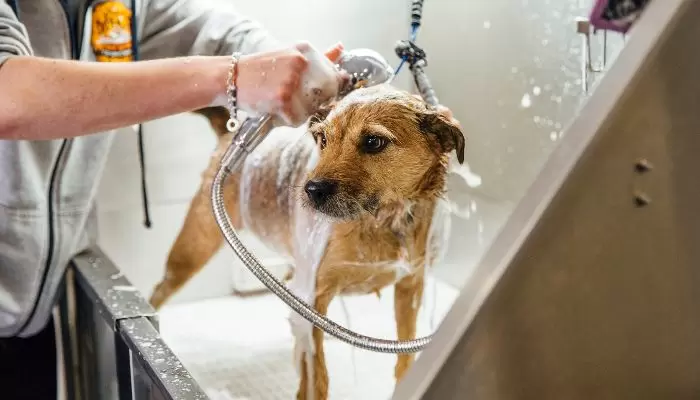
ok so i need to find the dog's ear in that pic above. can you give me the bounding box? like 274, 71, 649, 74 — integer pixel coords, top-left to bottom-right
419, 110, 466, 164
192, 107, 231, 137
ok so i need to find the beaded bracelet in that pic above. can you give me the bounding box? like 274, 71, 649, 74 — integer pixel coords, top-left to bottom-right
226, 52, 242, 132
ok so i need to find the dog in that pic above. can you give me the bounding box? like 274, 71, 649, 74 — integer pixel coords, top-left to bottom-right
149, 84, 465, 400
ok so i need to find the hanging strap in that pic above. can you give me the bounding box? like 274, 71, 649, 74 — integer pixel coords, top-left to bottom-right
129, 0, 152, 228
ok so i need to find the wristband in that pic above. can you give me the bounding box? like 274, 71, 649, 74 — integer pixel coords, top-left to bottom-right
226, 52, 242, 132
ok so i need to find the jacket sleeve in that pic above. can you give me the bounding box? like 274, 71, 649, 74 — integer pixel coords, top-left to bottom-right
0, 2, 33, 68
137, 0, 281, 61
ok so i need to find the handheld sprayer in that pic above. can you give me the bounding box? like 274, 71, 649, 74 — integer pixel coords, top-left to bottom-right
212, 1, 439, 354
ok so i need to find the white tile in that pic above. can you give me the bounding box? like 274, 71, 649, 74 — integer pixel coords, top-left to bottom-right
97, 115, 218, 211
97, 202, 281, 304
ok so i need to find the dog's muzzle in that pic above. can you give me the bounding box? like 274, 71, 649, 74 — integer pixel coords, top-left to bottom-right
304, 179, 338, 207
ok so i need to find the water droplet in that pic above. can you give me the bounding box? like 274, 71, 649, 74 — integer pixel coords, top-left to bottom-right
483, 20, 491, 29
113, 285, 137, 292
533, 116, 541, 123
550, 131, 558, 141
532, 86, 541, 96
520, 93, 532, 108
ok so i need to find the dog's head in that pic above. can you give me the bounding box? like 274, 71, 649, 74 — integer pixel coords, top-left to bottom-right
303, 85, 465, 220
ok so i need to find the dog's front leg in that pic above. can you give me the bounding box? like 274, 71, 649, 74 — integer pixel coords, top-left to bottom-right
393, 273, 425, 381
296, 292, 333, 400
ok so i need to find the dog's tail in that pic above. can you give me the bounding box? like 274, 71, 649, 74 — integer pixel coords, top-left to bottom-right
192, 106, 231, 138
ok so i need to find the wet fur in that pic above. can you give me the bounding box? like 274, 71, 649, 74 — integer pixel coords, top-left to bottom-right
149, 85, 465, 400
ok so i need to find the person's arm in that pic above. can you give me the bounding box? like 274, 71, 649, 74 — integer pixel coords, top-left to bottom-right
0, 1, 253, 140
135, 0, 346, 110
0, 55, 231, 140
0, 2, 342, 140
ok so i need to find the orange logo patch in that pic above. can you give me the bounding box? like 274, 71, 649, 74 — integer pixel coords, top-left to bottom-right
91, 1, 133, 62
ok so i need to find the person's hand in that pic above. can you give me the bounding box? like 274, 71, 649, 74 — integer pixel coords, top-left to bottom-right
235, 42, 346, 124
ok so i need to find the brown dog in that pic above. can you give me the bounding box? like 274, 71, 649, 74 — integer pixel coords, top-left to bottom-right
149, 85, 465, 400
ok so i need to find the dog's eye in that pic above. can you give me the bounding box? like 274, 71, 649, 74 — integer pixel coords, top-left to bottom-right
361, 135, 388, 154
319, 134, 327, 149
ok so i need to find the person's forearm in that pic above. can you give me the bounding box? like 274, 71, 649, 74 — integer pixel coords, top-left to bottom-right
0, 56, 228, 140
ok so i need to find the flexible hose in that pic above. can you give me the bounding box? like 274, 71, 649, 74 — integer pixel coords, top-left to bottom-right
211, 164, 432, 353
411, 63, 439, 107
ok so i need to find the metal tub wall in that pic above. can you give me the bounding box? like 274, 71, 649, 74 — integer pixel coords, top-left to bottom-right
394, 0, 700, 398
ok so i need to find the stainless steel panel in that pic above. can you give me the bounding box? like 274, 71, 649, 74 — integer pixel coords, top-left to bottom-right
394, 0, 700, 398
120, 317, 208, 400
74, 277, 121, 400
72, 248, 157, 330
61, 248, 209, 400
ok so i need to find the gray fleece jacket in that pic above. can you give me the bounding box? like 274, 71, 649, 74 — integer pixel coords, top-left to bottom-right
0, 0, 279, 338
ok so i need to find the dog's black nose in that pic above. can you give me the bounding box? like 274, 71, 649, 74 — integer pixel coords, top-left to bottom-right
304, 179, 338, 205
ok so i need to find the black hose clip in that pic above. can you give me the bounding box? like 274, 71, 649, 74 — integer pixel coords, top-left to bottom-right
394, 40, 438, 107
394, 40, 428, 68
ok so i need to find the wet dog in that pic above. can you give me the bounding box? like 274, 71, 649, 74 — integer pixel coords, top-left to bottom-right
149, 85, 465, 400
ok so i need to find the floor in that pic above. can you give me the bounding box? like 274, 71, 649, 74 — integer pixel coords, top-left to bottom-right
158, 276, 459, 400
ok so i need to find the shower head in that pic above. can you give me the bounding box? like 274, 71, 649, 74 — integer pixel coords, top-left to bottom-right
335, 48, 394, 95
